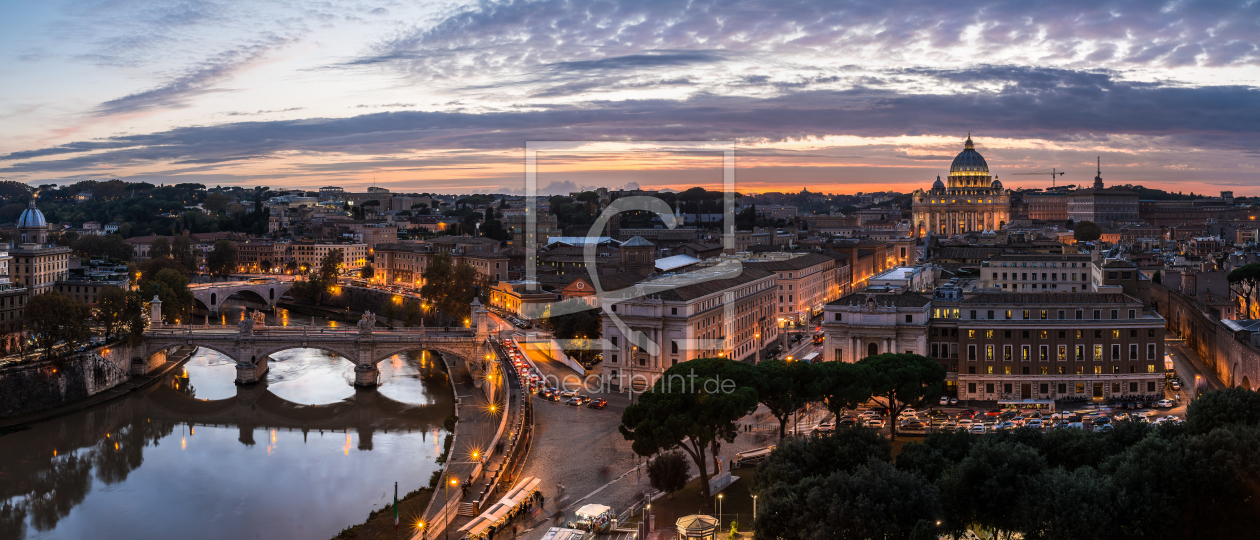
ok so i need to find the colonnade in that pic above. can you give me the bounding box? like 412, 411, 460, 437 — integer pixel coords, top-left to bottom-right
918, 209, 1006, 236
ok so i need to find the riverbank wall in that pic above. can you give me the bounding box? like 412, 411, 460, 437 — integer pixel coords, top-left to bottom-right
0, 343, 135, 418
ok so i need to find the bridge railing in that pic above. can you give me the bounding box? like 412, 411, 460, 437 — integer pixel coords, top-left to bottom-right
144, 325, 476, 339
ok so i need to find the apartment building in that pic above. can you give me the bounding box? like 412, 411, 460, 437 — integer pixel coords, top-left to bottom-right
53, 266, 130, 305
291, 241, 368, 270
978, 253, 1095, 292
823, 289, 1167, 401
602, 266, 779, 391
934, 293, 1166, 401
745, 253, 835, 328
372, 242, 508, 288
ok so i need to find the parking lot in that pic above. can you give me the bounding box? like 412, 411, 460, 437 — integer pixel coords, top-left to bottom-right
810, 393, 1189, 437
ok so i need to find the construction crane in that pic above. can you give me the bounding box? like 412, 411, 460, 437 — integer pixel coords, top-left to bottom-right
1010, 168, 1067, 188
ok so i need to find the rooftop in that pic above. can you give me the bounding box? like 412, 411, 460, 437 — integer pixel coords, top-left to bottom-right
958, 292, 1141, 305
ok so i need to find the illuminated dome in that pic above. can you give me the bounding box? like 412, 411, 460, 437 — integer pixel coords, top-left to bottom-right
932, 176, 945, 190
17, 199, 46, 228
949, 134, 989, 177
991, 178, 1003, 189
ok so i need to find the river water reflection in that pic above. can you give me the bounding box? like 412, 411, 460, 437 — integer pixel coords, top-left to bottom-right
0, 311, 454, 540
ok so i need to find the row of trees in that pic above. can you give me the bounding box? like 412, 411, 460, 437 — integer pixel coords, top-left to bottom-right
619, 353, 946, 500
1, 181, 272, 238
23, 286, 148, 359
753, 387, 1260, 540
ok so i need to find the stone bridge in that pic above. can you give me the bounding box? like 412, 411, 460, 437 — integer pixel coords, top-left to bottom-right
145, 379, 450, 448
188, 279, 295, 313
141, 299, 493, 388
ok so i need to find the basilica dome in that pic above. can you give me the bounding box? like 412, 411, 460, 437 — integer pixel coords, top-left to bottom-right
949, 134, 989, 176
17, 199, 46, 228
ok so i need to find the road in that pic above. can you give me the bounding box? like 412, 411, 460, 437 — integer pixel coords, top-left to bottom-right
1165, 337, 1226, 396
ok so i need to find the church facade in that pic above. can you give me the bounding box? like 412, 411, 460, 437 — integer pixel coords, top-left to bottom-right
912, 136, 1010, 236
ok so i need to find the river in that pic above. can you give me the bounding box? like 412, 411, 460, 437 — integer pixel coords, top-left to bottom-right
0, 301, 454, 540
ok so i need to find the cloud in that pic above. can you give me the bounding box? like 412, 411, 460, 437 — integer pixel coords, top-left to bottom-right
546, 51, 727, 72
349, 0, 1260, 86
93, 36, 292, 116
5, 67, 1258, 177
225, 107, 305, 116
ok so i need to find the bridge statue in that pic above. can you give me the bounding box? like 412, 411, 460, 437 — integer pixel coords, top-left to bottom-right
358, 311, 376, 335
252, 310, 266, 330
238, 315, 254, 336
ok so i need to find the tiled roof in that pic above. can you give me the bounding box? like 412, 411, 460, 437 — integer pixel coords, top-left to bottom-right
744, 253, 834, 272
605, 267, 776, 302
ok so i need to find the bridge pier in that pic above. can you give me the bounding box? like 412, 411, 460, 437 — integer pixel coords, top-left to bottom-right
353, 363, 379, 388
235, 355, 269, 386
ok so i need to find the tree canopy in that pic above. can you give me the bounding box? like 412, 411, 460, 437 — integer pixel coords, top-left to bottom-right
26, 291, 93, 358
856, 353, 946, 438
1073, 220, 1102, 242
619, 358, 758, 499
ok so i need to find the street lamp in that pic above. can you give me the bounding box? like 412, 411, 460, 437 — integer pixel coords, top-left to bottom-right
445, 476, 459, 540
717, 493, 723, 529
752, 494, 757, 526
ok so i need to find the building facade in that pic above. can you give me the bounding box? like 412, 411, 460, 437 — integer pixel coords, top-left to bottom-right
372, 242, 507, 288
978, 253, 1095, 292
10, 200, 71, 299
602, 267, 779, 390
1068, 161, 1139, 226
912, 136, 1011, 236
745, 253, 835, 328
823, 289, 1167, 401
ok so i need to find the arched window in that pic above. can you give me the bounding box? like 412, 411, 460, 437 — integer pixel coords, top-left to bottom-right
868, 342, 878, 358
211, 293, 217, 305
269, 288, 275, 300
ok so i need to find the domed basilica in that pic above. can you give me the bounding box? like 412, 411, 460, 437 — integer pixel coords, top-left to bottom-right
911, 135, 1010, 236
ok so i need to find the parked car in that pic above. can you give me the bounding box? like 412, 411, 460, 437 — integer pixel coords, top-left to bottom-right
814, 420, 836, 433
838, 418, 858, 428
905, 420, 928, 430
949, 397, 959, 405
1156, 399, 1175, 408
968, 424, 986, 434
939, 396, 950, 405
865, 419, 885, 429
1095, 424, 1114, 432
1027, 419, 1043, 429
1170, 380, 1182, 390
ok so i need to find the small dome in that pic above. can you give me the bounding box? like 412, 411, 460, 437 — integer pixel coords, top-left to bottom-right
932, 176, 945, 190
991, 179, 1003, 189
17, 199, 46, 228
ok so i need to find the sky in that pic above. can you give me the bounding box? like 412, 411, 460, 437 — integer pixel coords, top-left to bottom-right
1, 0, 1258, 196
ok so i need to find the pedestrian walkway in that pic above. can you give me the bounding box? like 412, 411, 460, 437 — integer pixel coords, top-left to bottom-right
423, 346, 523, 540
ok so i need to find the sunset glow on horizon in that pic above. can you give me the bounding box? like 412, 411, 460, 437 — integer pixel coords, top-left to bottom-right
1, 1, 1257, 195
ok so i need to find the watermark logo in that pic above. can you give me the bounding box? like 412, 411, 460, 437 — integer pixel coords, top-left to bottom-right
523, 141, 741, 363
